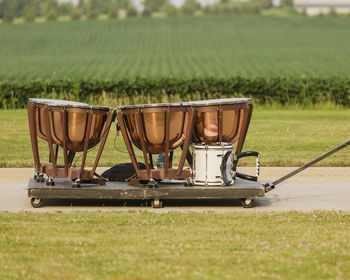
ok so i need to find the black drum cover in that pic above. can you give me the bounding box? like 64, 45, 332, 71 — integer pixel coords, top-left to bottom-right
102, 163, 146, 181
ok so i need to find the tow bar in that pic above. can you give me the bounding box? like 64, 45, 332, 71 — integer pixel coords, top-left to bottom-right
264, 139, 350, 193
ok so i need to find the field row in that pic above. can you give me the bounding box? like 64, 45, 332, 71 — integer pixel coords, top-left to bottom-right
1, 15, 350, 80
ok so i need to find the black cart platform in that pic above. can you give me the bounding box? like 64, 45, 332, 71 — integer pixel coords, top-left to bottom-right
28, 178, 265, 208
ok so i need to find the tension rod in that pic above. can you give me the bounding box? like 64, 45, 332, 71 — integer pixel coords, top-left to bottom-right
264, 139, 350, 193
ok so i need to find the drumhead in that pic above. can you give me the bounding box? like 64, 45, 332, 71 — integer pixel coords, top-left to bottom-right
188, 97, 250, 107
48, 101, 113, 111
29, 98, 113, 111
118, 98, 250, 110
28, 98, 88, 107
118, 102, 189, 110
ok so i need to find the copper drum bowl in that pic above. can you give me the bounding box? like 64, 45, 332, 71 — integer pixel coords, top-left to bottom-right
28, 98, 88, 143
118, 102, 191, 154
28, 98, 113, 152
190, 98, 252, 144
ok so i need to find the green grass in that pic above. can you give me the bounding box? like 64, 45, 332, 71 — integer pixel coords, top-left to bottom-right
1, 15, 350, 81
1, 108, 349, 167
0, 211, 349, 279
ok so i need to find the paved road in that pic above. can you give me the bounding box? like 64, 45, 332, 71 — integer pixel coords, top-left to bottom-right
0, 168, 349, 212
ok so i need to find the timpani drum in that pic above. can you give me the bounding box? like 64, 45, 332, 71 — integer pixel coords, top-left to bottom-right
190, 98, 253, 154
118, 102, 190, 154
28, 98, 88, 142
45, 100, 112, 152
117, 102, 194, 184
27, 98, 115, 186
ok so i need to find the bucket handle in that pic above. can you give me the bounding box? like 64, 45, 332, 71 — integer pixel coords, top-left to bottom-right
232, 151, 260, 182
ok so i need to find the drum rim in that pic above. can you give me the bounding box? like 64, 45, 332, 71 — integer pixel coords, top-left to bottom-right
28, 98, 114, 111
192, 143, 234, 148
47, 103, 114, 111
118, 98, 250, 110
118, 102, 189, 110
28, 98, 88, 106
187, 97, 250, 107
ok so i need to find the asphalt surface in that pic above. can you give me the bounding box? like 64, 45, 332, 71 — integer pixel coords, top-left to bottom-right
0, 167, 349, 212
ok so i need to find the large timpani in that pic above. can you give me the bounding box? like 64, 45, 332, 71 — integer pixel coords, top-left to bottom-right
119, 102, 191, 154
27, 98, 115, 186
190, 98, 253, 154
117, 102, 195, 184
30, 98, 88, 142
117, 98, 253, 185
46, 100, 112, 152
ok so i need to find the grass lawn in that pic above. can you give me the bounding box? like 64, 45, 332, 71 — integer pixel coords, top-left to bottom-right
0, 211, 349, 279
0, 108, 349, 168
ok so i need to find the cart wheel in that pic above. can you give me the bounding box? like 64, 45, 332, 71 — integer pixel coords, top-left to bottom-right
148, 179, 158, 188
151, 199, 163, 208
34, 173, 40, 182
184, 177, 193, 187
46, 177, 55, 186
31, 197, 43, 208
72, 178, 81, 188
34, 173, 44, 182
240, 198, 254, 208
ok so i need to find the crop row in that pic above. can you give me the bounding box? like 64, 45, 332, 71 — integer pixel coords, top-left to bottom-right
1, 77, 350, 109
2, 16, 350, 81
